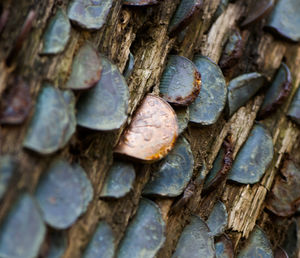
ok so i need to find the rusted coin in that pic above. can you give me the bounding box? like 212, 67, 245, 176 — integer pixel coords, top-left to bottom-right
241, 0, 274, 27
114, 94, 178, 163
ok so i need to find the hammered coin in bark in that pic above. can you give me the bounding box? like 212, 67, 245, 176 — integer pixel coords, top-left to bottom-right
172, 215, 215, 258
0, 194, 46, 258
117, 198, 165, 258
76, 54, 129, 131
168, 0, 202, 36
206, 201, 228, 237
215, 234, 234, 258
41, 9, 70, 54
123, 52, 135, 79
67, 0, 113, 30
84, 221, 115, 258
219, 29, 243, 71
123, 0, 159, 6
258, 63, 292, 119
265, 0, 300, 42
282, 220, 298, 258
23, 85, 76, 154
159, 55, 201, 106
175, 106, 189, 134
287, 85, 300, 125
65, 42, 102, 90
114, 94, 178, 163
35, 160, 93, 229
100, 161, 135, 199
190, 55, 227, 125
241, 0, 274, 27
43, 231, 67, 258
266, 159, 300, 217
228, 124, 273, 184
0, 155, 17, 200
237, 226, 273, 258
203, 146, 226, 192
0, 77, 32, 125
226, 73, 266, 117
143, 137, 194, 197
274, 247, 289, 258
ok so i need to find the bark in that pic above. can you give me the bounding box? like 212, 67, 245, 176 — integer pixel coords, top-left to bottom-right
0, 0, 299, 257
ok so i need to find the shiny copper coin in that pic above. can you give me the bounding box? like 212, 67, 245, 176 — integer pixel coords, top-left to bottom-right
114, 94, 178, 163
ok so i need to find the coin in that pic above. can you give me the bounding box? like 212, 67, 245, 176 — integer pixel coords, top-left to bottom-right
114, 94, 178, 163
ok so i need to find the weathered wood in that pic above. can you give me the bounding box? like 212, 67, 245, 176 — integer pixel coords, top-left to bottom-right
0, 0, 299, 257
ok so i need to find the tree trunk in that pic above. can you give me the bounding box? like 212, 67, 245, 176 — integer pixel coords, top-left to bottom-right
0, 0, 299, 257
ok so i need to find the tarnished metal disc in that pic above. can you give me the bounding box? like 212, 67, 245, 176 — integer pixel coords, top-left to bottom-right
274, 247, 289, 258
172, 215, 215, 258
114, 94, 178, 163
100, 161, 135, 199
219, 29, 243, 71
143, 136, 194, 197
0, 77, 32, 125
206, 201, 228, 237
76, 55, 129, 131
35, 160, 93, 229
190, 55, 227, 125
228, 124, 273, 184
0, 194, 46, 258
258, 63, 292, 119
159, 55, 201, 106
287, 85, 300, 125
175, 107, 189, 135
282, 220, 298, 258
227, 73, 265, 117
215, 234, 234, 258
117, 198, 165, 258
266, 159, 300, 217
41, 9, 70, 54
237, 226, 273, 258
23, 84, 76, 154
123, 0, 159, 6
67, 0, 113, 30
66, 42, 102, 90
168, 0, 202, 36
265, 0, 300, 42
84, 221, 115, 258
241, 0, 275, 27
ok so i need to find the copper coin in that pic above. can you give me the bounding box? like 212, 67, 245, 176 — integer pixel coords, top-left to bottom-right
114, 94, 178, 163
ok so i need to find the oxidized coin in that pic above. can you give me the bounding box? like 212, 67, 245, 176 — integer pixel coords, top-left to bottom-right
117, 198, 165, 258
65, 42, 102, 90
241, 0, 275, 27
0, 193, 46, 258
219, 29, 243, 71
206, 201, 228, 237
168, 0, 203, 36
172, 215, 215, 258
84, 221, 115, 258
237, 226, 273, 258
123, 0, 160, 6
41, 9, 70, 55
215, 234, 234, 258
287, 85, 300, 125
265, 0, 300, 42
282, 220, 298, 258
258, 63, 292, 119
266, 159, 300, 217
67, 0, 113, 30
114, 94, 178, 163
226, 72, 266, 117
159, 55, 201, 106
0, 77, 32, 125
